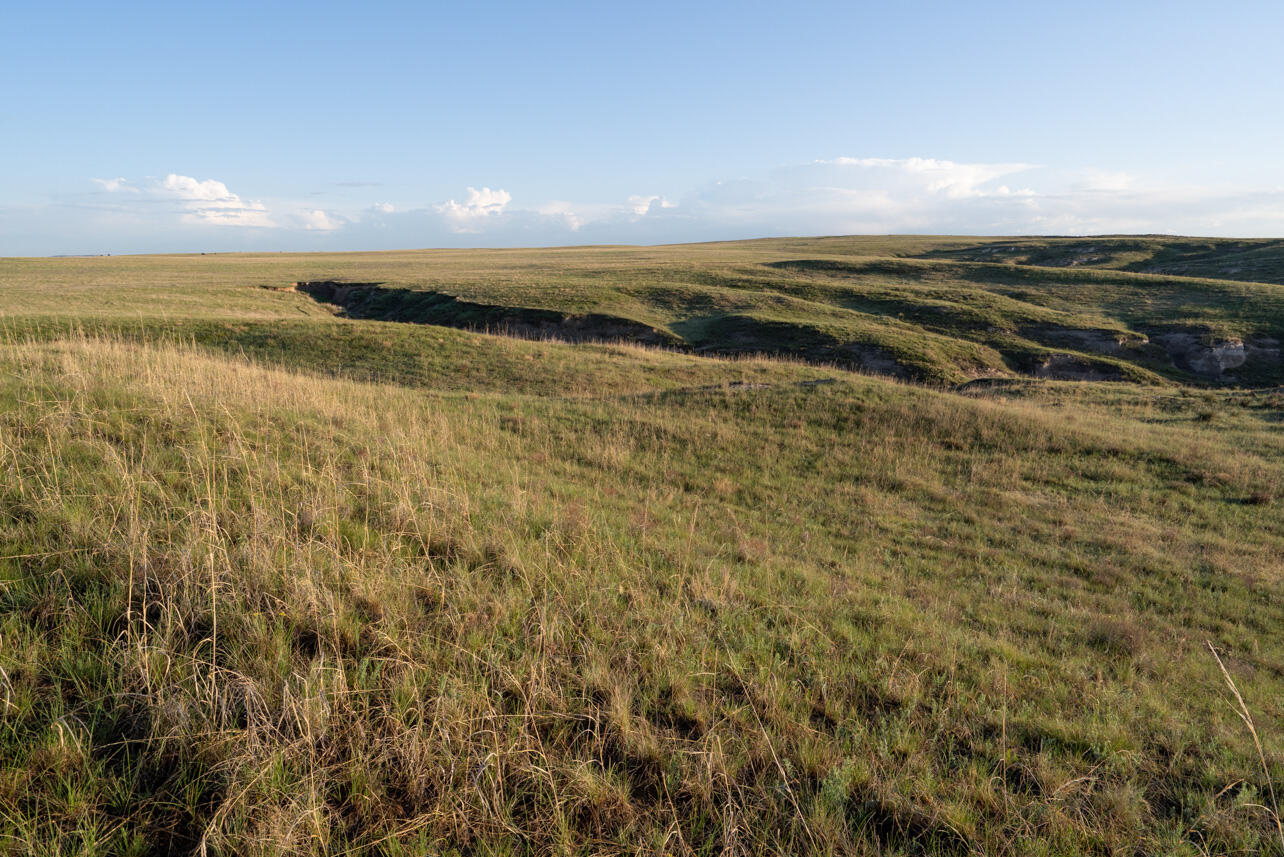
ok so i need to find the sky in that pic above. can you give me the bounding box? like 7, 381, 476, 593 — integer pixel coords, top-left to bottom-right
3, 0, 1283, 255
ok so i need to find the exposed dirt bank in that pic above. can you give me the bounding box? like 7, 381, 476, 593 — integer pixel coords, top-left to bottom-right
292, 281, 682, 347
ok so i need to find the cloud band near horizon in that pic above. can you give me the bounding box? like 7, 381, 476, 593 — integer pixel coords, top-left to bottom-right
7, 156, 1284, 255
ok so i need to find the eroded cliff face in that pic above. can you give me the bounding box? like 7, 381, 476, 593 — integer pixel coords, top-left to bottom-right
283, 280, 1284, 386
1020, 324, 1283, 383
1023, 326, 1146, 357
290, 281, 681, 346
1151, 331, 1281, 379
1031, 354, 1125, 381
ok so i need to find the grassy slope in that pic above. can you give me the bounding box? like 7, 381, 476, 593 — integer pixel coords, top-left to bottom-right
4, 238, 1283, 386
1, 239, 1283, 854
909, 235, 1284, 285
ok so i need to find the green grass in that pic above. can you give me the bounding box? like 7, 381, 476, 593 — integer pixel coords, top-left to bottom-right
4, 237, 1283, 386
1, 237, 1283, 854
913, 235, 1284, 285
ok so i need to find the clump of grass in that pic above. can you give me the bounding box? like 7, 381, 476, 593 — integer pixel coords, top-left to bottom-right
1084, 618, 1144, 658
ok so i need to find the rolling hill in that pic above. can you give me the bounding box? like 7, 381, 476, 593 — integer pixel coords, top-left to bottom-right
1, 236, 1282, 855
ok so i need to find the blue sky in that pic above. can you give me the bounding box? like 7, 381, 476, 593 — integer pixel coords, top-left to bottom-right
3, 0, 1283, 254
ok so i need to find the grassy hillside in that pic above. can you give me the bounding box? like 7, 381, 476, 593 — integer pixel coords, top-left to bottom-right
911, 235, 1284, 285
4, 236, 1282, 387
2, 237, 1283, 855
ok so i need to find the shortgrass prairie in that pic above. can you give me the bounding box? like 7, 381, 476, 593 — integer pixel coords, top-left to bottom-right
4, 236, 1283, 387
1, 237, 1283, 855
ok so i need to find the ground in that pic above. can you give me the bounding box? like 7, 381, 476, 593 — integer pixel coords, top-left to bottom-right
0, 236, 1281, 855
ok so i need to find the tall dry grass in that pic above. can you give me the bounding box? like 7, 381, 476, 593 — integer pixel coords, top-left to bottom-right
0, 335, 1281, 854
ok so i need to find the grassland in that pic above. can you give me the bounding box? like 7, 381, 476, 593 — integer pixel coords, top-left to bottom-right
1, 237, 1283, 855
915, 236, 1284, 285
5, 236, 1283, 388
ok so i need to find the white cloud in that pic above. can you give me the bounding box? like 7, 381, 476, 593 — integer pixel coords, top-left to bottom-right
181, 204, 274, 228
92, 177, 137, 193
27, 156, 1284, 256
298, 209, 342, 231
651, 158, 1140, 236
435, 186, 511, 228
536, 201, 583, 231
821, 157, 1035, 198
1071, 170, 1137, 193
160, 174, 275, 227
596, 157, 1284, 240
290, 163, 1284, 247
992, 185, 1037, 197
627, 194, 676, 216
162, 174, 236, 201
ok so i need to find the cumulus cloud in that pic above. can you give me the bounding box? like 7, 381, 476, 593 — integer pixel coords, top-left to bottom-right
159, 174, 275, 227
162, 174, 236, 201
627, 194, 676, 216
727, 157, 1041, 231
14, 157, 1284, 256
564, 158, 1284, 241
91, 172, 298, 230
298, 209, 342, 231
435, 186, 511, 227
536, 201, 583, 231
821, 157, 1035, 198
638, 157, 1165, 237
